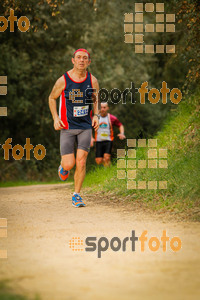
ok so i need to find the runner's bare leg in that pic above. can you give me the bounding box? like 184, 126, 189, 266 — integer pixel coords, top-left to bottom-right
61, 153, 76, 170
103, 153, 111, 167
74, 149, 88, 193
95, 157, 103, 165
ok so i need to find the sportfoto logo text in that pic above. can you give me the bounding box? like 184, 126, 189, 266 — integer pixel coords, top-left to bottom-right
81, 81, 182, 105
69, 230, 182, 258
0, 9, 30, 32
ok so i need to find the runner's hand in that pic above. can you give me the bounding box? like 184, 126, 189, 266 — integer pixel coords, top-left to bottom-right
92, 116, 99, 131
117, 133, 126, 140
54, 116, 65, 130
90, 137, 95, 147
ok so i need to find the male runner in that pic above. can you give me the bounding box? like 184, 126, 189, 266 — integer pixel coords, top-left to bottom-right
91, 102, 125, 167
49, 49, 99, 207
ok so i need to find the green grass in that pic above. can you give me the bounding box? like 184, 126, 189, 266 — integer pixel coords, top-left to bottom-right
0, 280, 40, 300
0, 179, 72, 188
84, 89, 200, 212
83, 165, 116, 188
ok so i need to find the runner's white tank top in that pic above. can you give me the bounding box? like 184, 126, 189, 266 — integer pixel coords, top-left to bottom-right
96, 115, 111, 141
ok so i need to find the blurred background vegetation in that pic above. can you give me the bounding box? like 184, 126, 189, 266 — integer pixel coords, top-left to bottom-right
0, 0, 199, 182
0, 279, 40, 300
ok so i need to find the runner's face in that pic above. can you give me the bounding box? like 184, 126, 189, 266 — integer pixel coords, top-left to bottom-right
72, 51, 91, 70
100, 103, 109, 116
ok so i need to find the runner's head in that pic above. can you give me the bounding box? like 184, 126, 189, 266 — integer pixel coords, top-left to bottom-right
72, 48, 91, 70
100, 102, 109, 117
73, 48, 90, 59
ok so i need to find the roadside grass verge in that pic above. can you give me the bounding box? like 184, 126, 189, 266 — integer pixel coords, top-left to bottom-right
0, 280, 40, 300
84, 89, 200, 215
0, 180, 68, 188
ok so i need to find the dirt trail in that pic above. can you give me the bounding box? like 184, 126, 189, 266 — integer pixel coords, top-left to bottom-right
0, 184, 200, 300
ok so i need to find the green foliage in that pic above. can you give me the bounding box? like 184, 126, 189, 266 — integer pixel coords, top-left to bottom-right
83, 164, 116, 188
0, 280, 40, 300
176, 0, 200, 89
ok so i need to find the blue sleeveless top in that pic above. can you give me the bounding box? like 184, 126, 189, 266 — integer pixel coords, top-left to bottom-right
59, 71, 93, 130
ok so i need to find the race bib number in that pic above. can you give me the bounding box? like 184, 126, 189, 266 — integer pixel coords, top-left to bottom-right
73, 106, 89, 117
100, 132, 109, 140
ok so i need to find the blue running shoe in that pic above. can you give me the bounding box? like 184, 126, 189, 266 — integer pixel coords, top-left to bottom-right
58, 165, 70, 181
72, 194, 86, 208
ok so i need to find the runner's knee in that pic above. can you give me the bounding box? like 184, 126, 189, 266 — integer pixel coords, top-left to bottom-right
62, 159, 75, 171
104, 155, 110, 163
76, 157, 87, 169
95, 157, 103, 164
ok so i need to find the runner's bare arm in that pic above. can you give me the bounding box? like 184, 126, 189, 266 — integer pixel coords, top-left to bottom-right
90, 135, 95, 147
90, 131, 95, 147
117, 124, 126, 140
49, 76, 65, 130
91, 75, 99, 131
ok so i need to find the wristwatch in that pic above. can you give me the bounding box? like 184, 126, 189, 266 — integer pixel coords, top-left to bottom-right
94, 113, 100, 119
